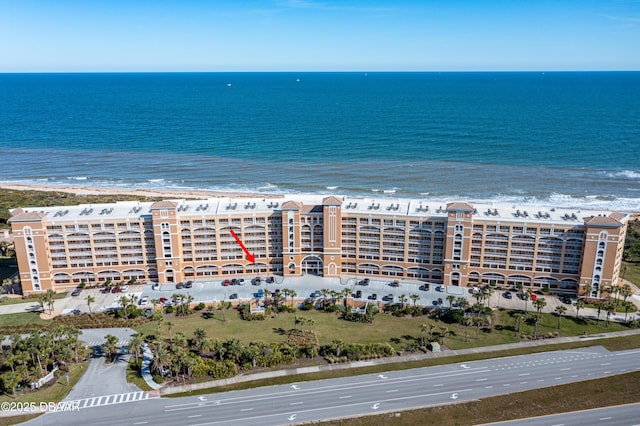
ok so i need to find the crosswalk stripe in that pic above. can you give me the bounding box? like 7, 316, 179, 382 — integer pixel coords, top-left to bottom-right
57, 391, 160, 412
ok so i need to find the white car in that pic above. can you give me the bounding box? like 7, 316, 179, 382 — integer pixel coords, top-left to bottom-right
120, 285, 129, 293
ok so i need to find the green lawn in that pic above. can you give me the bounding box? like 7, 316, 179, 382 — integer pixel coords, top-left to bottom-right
0, 312, 50, 331
0, 291, 67, 306
134, 306, 633, 352
622, 261, 640, 287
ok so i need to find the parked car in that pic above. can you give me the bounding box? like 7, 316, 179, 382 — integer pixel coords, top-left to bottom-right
503, 291, 513, 299
111, 287, 121, 293
176, 282, 184, 289
231, 278, 239, 286
139, 296, 149, 305
257, 289, 264, 298
222, 279, 231, 286
355, 290, 362, 298
159, 297, 168, 304
437, 297, 443, 305
436, 285, 445, 292
71, 288, 82, 297
384, 294, 394, 301
266, 277, 275, 284
360, 278, 370, 286
389, 280, 400, 287
560, 295, 572, 304
184, 281, 193, 288
229, 293, 238, 300
370, 293, 378, 300
419, 284, 430, 291
120, 285, 129, 293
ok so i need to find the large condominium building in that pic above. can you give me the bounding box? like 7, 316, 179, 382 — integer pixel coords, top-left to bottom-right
9, 195, 629, 299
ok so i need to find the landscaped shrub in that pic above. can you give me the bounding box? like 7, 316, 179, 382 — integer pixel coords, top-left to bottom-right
165, 306, 175, 314
194, 302, 206, 311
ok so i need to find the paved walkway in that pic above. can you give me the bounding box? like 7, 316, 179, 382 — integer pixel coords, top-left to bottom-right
159, 327, 640, 395
141, 343, 162, 390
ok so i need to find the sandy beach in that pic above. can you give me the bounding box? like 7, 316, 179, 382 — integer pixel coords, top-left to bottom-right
0, 183, 281, 200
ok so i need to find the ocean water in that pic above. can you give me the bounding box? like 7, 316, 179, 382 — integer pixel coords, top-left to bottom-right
0, 72, 639, 210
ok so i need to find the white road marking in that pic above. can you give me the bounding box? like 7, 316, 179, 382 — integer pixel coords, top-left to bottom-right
518, 373, 530, 376
599, 417, 612, 421
433, 384, 443, 387
476, 378, 487, 381
339, 396, 352, 399
386, 389, 398, 393
188, 415, 202, 418
560, 368, 571, 371
240, 408, 253, 412
290, 402, 303, 405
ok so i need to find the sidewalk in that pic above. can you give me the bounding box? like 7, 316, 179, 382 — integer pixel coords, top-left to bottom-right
141, 343, 162, 390
159, 328, 640, 396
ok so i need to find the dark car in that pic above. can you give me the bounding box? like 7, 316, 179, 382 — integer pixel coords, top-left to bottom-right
266, 277, 274, 284
360, 278, 370, 286
419, 284, 430, 291
355, 290, 362, 298
560, 295, 572, 304
503, 291, 513, 299
231, 278, 239, 286
370, 293, 378, 300
71, 288, 82, 297
176, 282, 184, 289
184, 281, 193, 288
229, 293, 238, 300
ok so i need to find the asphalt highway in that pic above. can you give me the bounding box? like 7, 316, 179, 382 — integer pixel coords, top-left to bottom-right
24, 346, 640, 426
484, 403, 640, 426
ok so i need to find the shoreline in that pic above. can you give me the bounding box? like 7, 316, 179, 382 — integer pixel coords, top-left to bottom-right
2, 183, 639, 217
0, 183, 279, 200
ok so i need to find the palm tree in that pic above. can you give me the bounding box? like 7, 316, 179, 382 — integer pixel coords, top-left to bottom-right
446, 295, 456, 309
399, 294, 408, 309
341, 288, 351, 307
410, 294, 420, 307
420, 323, 428, 346
462, 316, 473, 342
513, 312, 524, 338
150, 298, 160, 314
482, 286, 494, 308
320, 289, 330, 308
473, 315, 484, 340
192, 328, 207, 353
595, 301, 604, 325
622, 300, 634, 322
619, 284, 633, 304
604, 303, 615, 328
456, 297, 469, 312
573, 300, 585, 319
534, 297, 547, 317
288, 289, 297, 308
86, 294, 95, 317
36, 294, 46, 313
166, 321, 174, 339
438, 326, 451, 347
522, 290, 531, 313
554, 305, 567, 331
129, 334, 144, 364
45, 288, 56, 315
102, 334, 119, 363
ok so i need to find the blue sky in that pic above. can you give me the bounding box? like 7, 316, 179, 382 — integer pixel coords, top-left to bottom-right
1, 0, 639, 72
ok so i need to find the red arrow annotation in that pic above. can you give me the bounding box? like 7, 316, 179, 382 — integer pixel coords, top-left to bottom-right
229, 229, 255, 264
